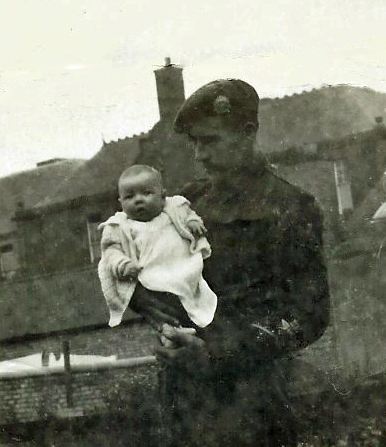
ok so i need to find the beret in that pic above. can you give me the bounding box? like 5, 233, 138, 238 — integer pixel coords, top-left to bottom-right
173, 79, 259, 134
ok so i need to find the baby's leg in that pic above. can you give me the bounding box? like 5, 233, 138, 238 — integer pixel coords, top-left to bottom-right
129, 285, 189, 329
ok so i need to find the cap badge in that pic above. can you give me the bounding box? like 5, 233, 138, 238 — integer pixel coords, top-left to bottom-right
213, 95, 231, 115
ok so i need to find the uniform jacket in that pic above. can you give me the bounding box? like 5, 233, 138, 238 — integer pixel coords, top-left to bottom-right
161, 167, 330, 446
190, 168, 330, 365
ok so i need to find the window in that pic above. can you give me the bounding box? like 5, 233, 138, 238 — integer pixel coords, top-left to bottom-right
87, 213, 102, 263
0, 244, 18, 279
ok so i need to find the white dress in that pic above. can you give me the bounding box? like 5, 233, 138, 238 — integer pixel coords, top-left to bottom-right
98, 196, 217, 328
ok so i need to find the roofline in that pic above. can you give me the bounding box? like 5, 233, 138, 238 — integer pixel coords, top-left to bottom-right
317, 125, 386, 150
14, 190, 118, 220
0, 159, 86, 182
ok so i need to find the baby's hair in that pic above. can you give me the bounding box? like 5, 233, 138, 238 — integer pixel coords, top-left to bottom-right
118, 164, 163, 187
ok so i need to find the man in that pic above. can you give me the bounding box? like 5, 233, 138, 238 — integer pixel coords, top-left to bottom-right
130, 79, 330, 446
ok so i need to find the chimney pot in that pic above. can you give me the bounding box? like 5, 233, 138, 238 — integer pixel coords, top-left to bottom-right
165, 57, 171, 66
375, 116, 383, 124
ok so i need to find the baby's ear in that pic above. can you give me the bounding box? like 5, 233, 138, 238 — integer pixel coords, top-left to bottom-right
162, 189, 167, 199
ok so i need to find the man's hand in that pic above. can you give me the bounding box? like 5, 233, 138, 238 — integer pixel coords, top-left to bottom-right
155, 324, 211, 376
159, 324, 197, 348
117, 261, 142, 280
187, 220, 207, 238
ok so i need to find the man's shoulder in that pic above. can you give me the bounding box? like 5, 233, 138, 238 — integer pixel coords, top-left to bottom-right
179, 178, 212, 203
266, 169, 318, 209
265, 170, 323, 230
178, 170, 322, 225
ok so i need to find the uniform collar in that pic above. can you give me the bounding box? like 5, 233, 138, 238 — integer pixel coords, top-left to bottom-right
196, 167, 283, 223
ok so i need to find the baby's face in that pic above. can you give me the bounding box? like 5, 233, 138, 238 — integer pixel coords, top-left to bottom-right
118, 172, 165, 222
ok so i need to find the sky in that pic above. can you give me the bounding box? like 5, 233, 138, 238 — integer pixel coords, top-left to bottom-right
0, 0, 385, 178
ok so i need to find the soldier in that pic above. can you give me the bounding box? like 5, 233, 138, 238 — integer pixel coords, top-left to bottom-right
130, 79, 330, 447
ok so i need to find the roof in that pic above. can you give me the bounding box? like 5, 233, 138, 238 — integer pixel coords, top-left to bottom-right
275, 161, 338, 216
317, 123, 386, 159
257, 85, 386, 152
0, 265, 139, 341
33, 136, 142, 210
0, 159, 86, 236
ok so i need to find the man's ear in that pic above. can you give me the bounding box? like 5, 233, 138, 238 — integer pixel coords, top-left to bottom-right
162, 189, 167, 199
118, 197, 122, 207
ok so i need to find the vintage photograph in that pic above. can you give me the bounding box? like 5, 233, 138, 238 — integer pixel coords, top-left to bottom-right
0, 1, 386, 446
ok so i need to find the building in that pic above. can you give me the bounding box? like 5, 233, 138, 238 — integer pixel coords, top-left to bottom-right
0, 59, 195, 444
0, 58, 199, 339
0, 159, 86, 281
1, 63, 386, 444
272, 117, 386, 382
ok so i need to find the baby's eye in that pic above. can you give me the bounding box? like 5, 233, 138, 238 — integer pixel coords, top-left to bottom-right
144, 190, 153, 195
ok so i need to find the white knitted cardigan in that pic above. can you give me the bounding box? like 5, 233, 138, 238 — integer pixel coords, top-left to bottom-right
98, 196, 211, 327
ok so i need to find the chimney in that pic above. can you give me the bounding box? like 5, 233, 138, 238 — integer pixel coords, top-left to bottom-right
154, 57, 185, 121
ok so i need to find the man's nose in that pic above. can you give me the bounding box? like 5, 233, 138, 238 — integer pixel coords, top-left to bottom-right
195, 142, 209, 161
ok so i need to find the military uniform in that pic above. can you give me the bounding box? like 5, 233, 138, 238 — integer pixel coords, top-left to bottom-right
155, 165, 329, 447
131, 79, 330, 446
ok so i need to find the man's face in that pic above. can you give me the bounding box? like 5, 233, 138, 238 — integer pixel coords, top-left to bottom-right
188, 116, 255, 178
118, 172, 165, 222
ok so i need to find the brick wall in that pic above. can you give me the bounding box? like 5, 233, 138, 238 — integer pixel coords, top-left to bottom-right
0, 363, 159, 426
0, 320, 163, 447
0, 319, 160, 428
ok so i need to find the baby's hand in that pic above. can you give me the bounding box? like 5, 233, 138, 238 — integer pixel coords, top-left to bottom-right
117, 261, 142, 280
187, 220, 207, 238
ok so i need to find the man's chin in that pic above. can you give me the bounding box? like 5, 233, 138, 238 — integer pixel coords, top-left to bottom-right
202, 164, 224, 177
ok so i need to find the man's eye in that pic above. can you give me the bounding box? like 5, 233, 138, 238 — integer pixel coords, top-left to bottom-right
144, 190, 153, 195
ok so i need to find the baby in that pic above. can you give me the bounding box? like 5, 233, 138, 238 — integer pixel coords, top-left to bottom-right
98, 164, 217, 330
